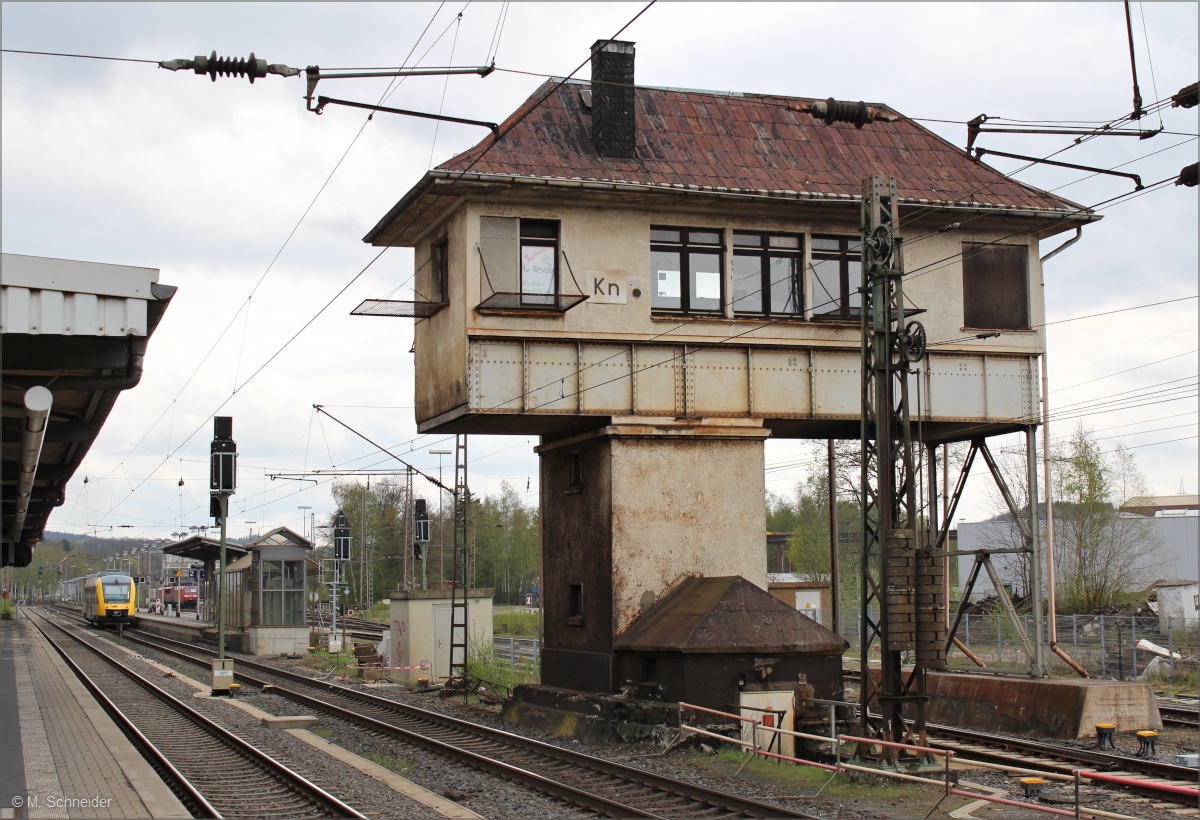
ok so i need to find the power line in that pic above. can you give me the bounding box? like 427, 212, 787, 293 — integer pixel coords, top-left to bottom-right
1056, 348, 1198, 392
83, 4, 661, 526
90, 1, 453, 489
1, 48, 157, 63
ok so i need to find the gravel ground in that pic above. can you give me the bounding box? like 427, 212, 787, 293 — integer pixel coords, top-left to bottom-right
69, 621, 591, 819
73, 621, 1196, 820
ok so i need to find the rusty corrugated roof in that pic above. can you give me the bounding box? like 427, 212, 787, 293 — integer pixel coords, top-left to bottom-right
613, 575, 847, 655
437, 80, 1086, 213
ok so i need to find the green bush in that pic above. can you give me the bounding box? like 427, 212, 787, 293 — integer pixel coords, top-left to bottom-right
494, 608, 539, 637
465, 631, 539, 696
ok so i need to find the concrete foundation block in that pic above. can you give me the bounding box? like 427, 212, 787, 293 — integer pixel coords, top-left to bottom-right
261, 715, 320, 730
927, 672, 1162, 739
502, 684, 679, 744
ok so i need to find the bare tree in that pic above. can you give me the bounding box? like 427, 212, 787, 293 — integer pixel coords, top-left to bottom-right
1052, 426, 1160, 612
979, 426, 1161, 611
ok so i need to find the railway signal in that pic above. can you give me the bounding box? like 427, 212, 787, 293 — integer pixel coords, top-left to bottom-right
210, 416, 238, 693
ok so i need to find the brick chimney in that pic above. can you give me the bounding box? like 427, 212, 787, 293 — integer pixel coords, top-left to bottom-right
590, 39, 636, 158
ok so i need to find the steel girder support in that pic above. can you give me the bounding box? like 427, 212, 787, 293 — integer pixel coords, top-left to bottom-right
939, 433, 1047, 676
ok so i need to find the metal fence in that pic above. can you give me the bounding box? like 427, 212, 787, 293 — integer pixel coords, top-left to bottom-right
492, 636, 540, 672
839, 613, 1199, 682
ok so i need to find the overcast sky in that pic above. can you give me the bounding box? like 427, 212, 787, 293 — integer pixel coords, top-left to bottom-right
3, 2, 1197, 547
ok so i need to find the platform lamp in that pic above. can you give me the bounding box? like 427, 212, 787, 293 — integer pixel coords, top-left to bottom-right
209, 416, 238, 695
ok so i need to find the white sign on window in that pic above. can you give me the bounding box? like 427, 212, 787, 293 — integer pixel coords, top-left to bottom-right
657, 270, 680, 298
521, 245, 556, 295
695, 270, 721, 300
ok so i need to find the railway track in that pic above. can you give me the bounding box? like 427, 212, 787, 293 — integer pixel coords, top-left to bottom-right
28, 609, 366, 820
307, 614, 387, 643
54, 609, 818, 819
925, 723, 1199, 804
1157, 704, 1199, 728
842, 663, 1197, 803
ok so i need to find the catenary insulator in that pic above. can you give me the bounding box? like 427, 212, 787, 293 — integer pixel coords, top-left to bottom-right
196, 51, 269, 83
800, 98, 898, 129
819, 98, 870, 128
1171, 82, 1197, 109
1176, 163, 1198, 187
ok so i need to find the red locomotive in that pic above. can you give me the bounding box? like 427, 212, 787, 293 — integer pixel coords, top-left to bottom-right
157, 584, 198, 610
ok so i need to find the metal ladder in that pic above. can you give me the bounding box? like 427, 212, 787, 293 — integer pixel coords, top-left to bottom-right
448, 435, 470, 691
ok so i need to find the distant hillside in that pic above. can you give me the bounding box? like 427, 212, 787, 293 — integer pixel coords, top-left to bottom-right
41, 531, 250, 555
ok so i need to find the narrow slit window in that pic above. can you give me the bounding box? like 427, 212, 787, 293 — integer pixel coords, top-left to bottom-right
566, 451, 582, 491
568, 583, 583, 625
431, 239, 449, 303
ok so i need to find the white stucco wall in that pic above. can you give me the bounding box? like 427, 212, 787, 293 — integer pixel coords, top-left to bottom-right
389, 589, 494, 686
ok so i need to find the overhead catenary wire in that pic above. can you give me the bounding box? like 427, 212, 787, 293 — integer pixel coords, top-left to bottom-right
54, 6, 1190, 528
82, 1, 454, 491
1055, 348, 1198, 392
80, 4, 661, 528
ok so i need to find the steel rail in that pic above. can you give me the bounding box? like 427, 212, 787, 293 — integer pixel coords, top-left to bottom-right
925, 723, 1199, 805
29, 615, 220, 818
926, 722, 1196, 781
31, 610, 368, 819
100, 617, 819, 819
1157, 705, 1198, 728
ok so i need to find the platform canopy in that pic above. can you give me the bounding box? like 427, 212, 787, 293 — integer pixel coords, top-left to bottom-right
161, 535, 249, 564
1, 253, 176, 567
247, 527, 311, 549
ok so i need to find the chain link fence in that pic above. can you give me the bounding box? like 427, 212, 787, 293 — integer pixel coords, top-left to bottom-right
838, 612, 1199, 683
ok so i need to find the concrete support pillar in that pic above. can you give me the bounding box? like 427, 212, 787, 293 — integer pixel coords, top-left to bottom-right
537, 420, 769, 693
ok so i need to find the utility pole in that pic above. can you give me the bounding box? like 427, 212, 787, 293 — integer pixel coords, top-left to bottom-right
828, 440, 840, 636
857, 175, 940, 751
404, 467, 415, 591
209, 416, 238, 695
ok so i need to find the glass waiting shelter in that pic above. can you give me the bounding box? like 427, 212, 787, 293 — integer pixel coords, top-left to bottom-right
222, 527, 313, 655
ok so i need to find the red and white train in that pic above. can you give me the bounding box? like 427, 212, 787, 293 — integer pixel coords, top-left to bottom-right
156, 584, 198, 610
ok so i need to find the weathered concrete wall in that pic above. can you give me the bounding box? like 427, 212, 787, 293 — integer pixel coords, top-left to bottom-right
926, 672, 1161, 738
413, 205, 469, 424
609, 430, 768, 634
539, 436, 615, 692
538, 422, 768, 692
249, 626, 308, 655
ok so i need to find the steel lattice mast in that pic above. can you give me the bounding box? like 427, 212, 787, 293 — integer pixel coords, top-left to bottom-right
858, 175, 942, 751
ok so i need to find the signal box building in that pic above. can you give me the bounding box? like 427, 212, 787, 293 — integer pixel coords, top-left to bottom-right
360, 42, 1094, 694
